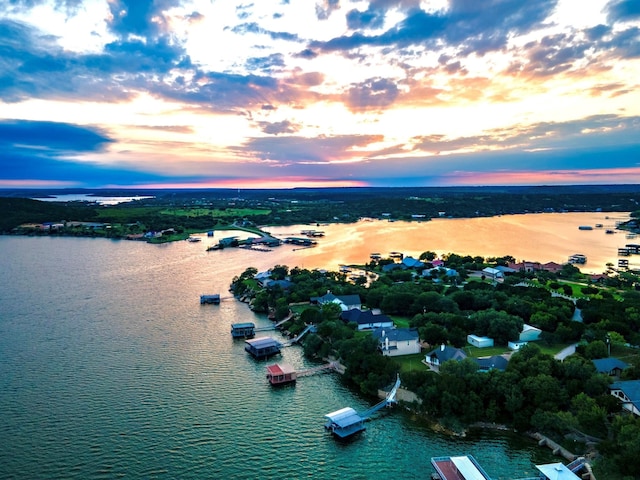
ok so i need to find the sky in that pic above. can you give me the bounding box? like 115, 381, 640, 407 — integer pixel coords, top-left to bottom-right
0, 0, 639, 189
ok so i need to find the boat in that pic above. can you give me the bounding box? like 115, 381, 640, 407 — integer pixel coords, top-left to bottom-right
606, 229, 615, 234
578, 225, 593, 230
187, 236, 201, 242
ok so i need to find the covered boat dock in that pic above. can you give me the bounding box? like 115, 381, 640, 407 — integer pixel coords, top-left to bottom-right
231, 322, 255, 338
324, 407, 365, 438
266, 363, 297, 385
244, 336, 282, 359
431, 455, 492, 480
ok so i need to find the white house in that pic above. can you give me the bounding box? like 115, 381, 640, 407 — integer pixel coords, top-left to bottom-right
467, 334, 494, 348
482, 267, 503, 279
373, 328, 421, 357
519, 324, 542, 342
311, 292, 362, 311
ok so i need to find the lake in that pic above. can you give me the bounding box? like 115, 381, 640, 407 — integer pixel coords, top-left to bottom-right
0, 212, 626, 479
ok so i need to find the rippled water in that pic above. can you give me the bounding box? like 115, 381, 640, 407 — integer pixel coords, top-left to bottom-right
0, 216, 589, 479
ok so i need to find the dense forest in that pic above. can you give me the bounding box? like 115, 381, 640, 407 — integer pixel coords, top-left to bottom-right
230, 258, 640, 479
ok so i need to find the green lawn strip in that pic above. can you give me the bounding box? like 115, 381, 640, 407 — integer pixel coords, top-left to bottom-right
394, 353, 428, 373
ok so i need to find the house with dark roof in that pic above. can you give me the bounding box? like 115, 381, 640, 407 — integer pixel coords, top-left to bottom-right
593, 357, 629, 376
425, 345, 467, 368
311, 292, 361, 311
475, 355, 509, 372
340, 309, 393, 331
610, 380, 640, 416
372, 328, 421, 356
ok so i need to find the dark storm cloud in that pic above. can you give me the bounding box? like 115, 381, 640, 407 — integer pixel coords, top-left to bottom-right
309, 0, 559, 55
606, 0, 640, 22
0, 119, 170, 185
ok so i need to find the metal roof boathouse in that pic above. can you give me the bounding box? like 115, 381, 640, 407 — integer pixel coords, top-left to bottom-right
244, 336, 282, 359
324, 407, 366, 439
431, 455, 492, 480
231, 322, 255, 339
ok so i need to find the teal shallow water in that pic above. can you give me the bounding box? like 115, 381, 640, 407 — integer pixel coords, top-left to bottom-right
0, 236, 556, 479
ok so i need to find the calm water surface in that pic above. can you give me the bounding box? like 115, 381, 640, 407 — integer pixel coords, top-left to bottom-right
1, 212, 623, 479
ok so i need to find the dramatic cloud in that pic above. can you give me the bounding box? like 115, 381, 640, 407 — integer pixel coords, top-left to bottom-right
0, 0, 638, 188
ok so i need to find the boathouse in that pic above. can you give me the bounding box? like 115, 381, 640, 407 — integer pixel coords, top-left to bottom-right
231, 322, 255, 339
244, 336, 282, 359
266, 363, 297, 386
431, 455, 492, 480
324, 407, 365, 438
200, 294, 220, 304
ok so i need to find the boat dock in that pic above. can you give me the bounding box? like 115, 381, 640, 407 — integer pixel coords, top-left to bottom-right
244, 336, 282, 359
200, 294, 220, 304
266, 361, 338, 386
324, 374, 401, 438
231, 322, 255, 338
430, 455, 587, 480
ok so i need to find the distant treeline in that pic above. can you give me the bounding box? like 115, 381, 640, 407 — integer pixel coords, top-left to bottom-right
2, 185, 640, 233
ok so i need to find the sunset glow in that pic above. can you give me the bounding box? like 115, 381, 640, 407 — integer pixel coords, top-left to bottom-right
1, 0, 639, 188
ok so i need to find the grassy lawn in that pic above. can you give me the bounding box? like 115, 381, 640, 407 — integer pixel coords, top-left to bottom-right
394, 353, 429, 373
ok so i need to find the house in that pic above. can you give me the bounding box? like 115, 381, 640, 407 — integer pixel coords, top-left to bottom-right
467, 334, 494, 348
425, 345, 467, 368
373, 328, 421, 357
610, 380, 640, 416
382, 263, 405, 273
542, 261, 564, 273
519, 324, 542, 342
431, 259, 445, 267
402, 256, 425, 269
311, 291, 361, 311
341, 309, 393, 331
593, 357, 629, 376
475, 355, 509, 372
482, 267, 503, 279
262, 279, 294, 291
254, 270, 272, 286
508, 260, 542, 272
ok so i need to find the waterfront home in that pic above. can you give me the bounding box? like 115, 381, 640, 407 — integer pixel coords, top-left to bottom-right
254, 270, 272, 286
425, 345, 467, 368
467, 335, 494, 348
610, 380, 640, 416
593, 357, 628, 376
311, 291, 361, 311
482, 267, 503, 280
373, 328, 420, 356
340, 309, 393, 331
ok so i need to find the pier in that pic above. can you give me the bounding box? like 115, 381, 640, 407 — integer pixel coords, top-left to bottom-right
266, 361, 337, 386
324, 374, 401, 438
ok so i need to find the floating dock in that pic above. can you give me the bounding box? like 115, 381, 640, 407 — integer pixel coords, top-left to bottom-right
266, 363, 297, 386
231, 322, 255, 338
244, 336, 282, 359
200, 294, 220, 304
